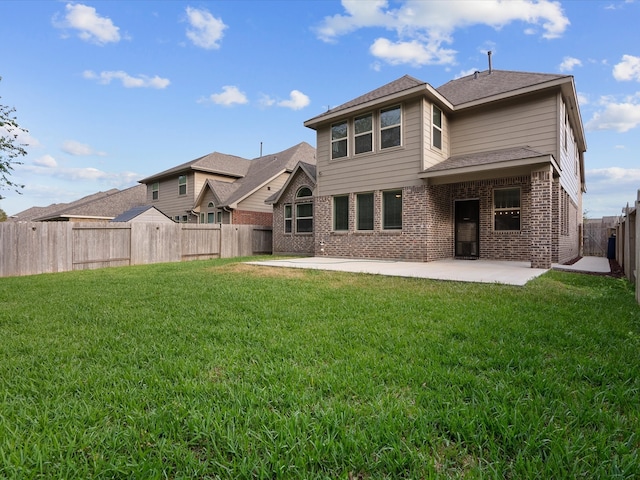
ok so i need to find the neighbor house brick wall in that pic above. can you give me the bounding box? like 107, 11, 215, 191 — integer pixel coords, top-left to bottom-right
232, 210, 273, 226
271, 170, 315, 255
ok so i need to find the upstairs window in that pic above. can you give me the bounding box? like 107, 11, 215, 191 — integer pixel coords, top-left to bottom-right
432, 105, 442, 150
354, 113, 373, 154
494, 188, 521, 231
151, 182, 159, 200
178, 175, 187, 195
331, 121, 348, 159
380, 105, 401, 149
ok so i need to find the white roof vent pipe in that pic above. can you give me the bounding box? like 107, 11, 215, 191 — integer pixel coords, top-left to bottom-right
488, 50, 493, 74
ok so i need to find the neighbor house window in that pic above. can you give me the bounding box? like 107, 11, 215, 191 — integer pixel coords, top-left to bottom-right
284, 204, 292, 233
181, 215, 188, 223
331, 121, 348, 159
178, 175, 187, 195
432, 105, 442, 150
174, 215, 180, 222
333, 195, 349, 231
380, 105, 401, 149
357, 192, 374, 230
383, 190, 402, 230
354, 113, 373, 154
494, 188, 521, 231
151, 182, 159, 200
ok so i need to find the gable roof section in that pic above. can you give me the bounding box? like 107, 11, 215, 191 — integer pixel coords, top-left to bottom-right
194, 142, 316, 209
266, 161, 317, 205
304, 75, 450, 129
139, 151, 251, 184
436, 69, 570, 107
111, 205, 172, 222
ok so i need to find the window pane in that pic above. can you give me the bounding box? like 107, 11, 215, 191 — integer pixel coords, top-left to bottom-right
284, 204, 292, 233
296, 218, 313, 233
296, 203, 313, 218
495, 188, 520, 209
494, 188, 521, 231
381, 126, 400, 149
331, 122, 347, 140
433, 106, 442, 128
355, 133, 372, 154
332, 139, 347, 159
334, 196, 349, 231
354, 114, 372, 134
383, 190, 402, 229
432, 127, 442, 149
207, 212, 214, 223
357, 193, 374, 230
380, 106, 400, 128
495, 211, 520, 231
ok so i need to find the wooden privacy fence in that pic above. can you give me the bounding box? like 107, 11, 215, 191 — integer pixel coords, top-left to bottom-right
614, 189, 639, 305
0, 222, 272, 278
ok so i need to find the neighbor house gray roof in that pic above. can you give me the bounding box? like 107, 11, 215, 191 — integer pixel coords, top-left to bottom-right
139, 151, 251, 183
436, 70, 570, 106
111, 205, 171, 222
265, 161, 317, 205
195, 142, 316, 208
10, 184, 148, 221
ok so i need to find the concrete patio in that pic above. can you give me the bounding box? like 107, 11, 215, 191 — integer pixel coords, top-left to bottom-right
247, 256, 610, 286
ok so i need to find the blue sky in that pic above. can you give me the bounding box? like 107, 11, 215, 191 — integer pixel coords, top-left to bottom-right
1, 0, 639, 218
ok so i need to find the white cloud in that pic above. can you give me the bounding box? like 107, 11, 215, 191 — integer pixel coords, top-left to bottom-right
559, 56, 582, 72
33, 155, 57, 168
185, 6, 227, 49
577, 92, 588, 106
61, 140, 107, 156
21, 163, 139, 184
454, 67, 481, 79
277, 90, 310, 110
83, 70, 170, 89
53, 3, 121, 45
259, 94, 276, 108
613, 54, 640, 81
586, 99, 640, 132
316, 0, 569, 66
0, 123, 40, 148
203, 86, 248, 106
588, 167, 640, 182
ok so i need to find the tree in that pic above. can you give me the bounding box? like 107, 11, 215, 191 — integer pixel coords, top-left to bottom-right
0, 207, 6, 222
0, 77, 27, 199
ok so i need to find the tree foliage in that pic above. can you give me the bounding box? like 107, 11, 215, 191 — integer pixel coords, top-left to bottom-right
0, 77, 27, 199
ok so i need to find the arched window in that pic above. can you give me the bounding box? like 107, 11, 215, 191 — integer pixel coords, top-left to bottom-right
207, 202, 215, 223
295, 186, 313, 233
297, 187, 312, 198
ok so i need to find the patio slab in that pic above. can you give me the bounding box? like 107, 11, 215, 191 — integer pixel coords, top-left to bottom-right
247, 257, 549, 286
552, 256, 611, 273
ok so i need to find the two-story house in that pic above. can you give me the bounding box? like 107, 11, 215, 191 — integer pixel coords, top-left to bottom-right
272, 70, 586, 269
139, 142, 315, 226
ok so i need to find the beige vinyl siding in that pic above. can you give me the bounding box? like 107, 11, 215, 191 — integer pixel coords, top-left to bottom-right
449, 94, 557, 158
148, 174, 196, 220
317, 99, 424, 197
558, 96, 581, 203
131, 209, 173, 223
422, 98, 449, 170
194, 172, 236, 198
237, 172, 289, 213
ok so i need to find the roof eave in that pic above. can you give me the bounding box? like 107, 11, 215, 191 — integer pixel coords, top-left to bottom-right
419, 155, 559, 181
304, 84, 453, 130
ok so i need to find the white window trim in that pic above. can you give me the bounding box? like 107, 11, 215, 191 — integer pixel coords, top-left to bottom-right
331, 121, 349, 159
432, 104, 442, 151
354, 113, 373, 155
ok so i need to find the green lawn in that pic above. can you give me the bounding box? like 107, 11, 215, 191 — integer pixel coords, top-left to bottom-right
0, 258, 638, 479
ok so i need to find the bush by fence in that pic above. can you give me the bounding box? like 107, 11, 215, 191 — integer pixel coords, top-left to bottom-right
0, 222, 272, 278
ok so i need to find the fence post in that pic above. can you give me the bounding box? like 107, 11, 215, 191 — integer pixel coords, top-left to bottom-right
636, 190, 639, 304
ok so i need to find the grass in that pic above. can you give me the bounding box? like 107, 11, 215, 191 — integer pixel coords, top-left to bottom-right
0, 257, 639, 479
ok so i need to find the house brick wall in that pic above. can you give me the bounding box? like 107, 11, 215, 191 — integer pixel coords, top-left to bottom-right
272, 170, 315, 255
232, 210, 273, 226
530, 167, 553, 268
557, 190, 581, 264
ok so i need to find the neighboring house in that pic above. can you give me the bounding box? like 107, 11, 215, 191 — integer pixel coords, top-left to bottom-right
139, 142, 315, 226
276, 69, 586, 268
111, 205, 173, 223
8, 184, 147, 222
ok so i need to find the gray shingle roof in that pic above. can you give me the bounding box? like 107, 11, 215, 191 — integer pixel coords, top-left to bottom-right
436, 69, 569, 106
305, 75, 426, 124
139, 151, 251, 183
111, 205, 160, 222
423, 146, 549, 173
